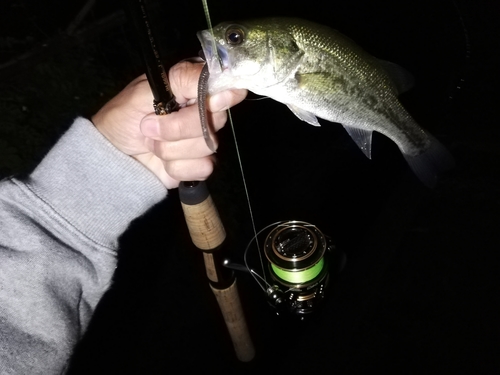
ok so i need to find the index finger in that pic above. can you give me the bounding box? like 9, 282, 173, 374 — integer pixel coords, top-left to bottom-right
168, 60, 248, 109
168, 60, 204, 105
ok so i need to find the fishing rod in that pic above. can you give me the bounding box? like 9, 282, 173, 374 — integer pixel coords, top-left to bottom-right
124, 0, 255, 362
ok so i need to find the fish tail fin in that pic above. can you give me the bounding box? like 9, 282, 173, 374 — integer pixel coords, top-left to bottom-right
403, 135, 455, 188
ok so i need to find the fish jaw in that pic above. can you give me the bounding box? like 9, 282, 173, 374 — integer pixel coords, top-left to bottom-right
197, 30, 225, 75
197, 27, 287, 95
197, 29, 243, 94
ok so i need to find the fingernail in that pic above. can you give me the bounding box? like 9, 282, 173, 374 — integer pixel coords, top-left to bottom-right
141, 117, 159, 137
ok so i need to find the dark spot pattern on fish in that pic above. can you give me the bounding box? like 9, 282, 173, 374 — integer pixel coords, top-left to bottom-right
197, 17, 455, 186
360, 94, 378, 108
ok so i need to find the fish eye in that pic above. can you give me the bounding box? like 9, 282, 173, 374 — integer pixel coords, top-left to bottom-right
225, 27, 245, 45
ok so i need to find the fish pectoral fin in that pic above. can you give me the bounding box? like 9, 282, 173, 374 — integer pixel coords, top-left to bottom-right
343, 125, 373, 159
286, 104, 321, 126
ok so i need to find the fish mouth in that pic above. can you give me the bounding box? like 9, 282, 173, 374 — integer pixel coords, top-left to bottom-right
197, 30, 228, 75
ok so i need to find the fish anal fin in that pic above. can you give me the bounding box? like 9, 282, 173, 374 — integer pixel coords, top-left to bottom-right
343, 125, 373, 159
286, 104, 321, 126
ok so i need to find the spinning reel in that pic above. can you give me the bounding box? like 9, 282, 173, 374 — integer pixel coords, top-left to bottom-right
263, 221, 335, 318
232, 220, 344, 319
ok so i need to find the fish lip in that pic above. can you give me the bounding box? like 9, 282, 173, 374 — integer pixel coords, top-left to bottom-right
196, 30, 226, 75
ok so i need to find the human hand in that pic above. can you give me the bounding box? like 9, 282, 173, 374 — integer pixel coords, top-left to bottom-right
91, 60, 247, 189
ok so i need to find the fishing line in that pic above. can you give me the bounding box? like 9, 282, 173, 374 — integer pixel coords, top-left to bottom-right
200, 0, 219, 69
198, 7, 341, 319
243, 221, 286, 292
200, 0, 266, 284
449, 0, 472, 103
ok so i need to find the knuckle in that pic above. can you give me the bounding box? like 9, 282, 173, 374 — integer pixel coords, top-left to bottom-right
158, 111, 184, 140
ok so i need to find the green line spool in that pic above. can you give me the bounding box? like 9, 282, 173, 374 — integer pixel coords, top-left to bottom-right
262, 221, 333, 319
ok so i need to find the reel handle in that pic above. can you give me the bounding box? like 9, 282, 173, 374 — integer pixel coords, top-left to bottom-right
179, 181, 255, 362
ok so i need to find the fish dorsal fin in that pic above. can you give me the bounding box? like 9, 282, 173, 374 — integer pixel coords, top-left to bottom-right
343, 125, 373, 159
286, 104, 321, 126
377, 59, 415, 95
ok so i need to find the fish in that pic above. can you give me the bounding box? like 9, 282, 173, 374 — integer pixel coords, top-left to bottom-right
197, 17, 454, 187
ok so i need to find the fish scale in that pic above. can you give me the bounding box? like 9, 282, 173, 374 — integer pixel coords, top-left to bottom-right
197, 17, 454, 186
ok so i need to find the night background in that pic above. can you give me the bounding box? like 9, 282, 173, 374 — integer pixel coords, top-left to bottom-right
1, 0, 499, 373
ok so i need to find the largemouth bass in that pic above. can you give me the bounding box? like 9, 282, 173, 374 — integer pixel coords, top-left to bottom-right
197, 17, 454, 186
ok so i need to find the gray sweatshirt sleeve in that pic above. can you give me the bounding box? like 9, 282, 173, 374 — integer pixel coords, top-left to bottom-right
0, 117, 168, 374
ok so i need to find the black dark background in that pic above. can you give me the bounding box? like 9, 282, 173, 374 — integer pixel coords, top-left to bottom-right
1, 0, 499, 374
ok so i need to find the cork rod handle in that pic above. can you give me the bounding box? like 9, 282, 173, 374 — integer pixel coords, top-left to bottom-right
179, 181, 255, 362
